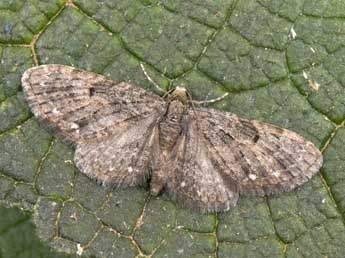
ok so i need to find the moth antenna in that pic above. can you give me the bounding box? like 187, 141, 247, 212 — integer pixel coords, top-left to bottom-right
192, 92, 229, 105
140, 63, 167, 95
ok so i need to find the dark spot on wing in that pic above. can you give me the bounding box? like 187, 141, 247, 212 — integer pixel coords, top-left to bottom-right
89, 88, 96, 97
76, 118, 89, 128
253, 134, 260, 143
218, 129, 234, 144
236, 119, 259, 140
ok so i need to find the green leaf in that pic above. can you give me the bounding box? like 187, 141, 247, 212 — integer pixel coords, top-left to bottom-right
1, 1, 345, 258
0, 206, 74, 258
0, 0, 65, 44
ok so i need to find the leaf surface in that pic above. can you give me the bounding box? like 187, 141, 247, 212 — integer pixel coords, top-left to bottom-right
0, 1, 345, 257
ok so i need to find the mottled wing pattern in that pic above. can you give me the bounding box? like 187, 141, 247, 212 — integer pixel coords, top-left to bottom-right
165, 116, 239, 213
21, 64, 165, 144
74, 116, 160, 187
22, 64, 166, 187
194, 108, 323, 197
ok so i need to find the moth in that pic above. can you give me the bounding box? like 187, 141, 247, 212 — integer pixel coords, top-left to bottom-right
21, 64, 323, 213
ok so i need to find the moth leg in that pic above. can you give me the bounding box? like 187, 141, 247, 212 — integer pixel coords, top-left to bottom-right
140, 63, 167, 95
192, 92, 229, 105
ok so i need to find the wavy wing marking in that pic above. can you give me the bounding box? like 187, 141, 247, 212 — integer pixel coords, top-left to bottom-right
21, 64, 165, 145
195, 108, 323, 197
22, 64, 167, 187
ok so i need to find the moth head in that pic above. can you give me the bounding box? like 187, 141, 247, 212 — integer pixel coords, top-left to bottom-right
170, 86, 189, 103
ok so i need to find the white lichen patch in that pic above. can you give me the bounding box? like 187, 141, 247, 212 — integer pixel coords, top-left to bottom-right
303, 71, 308, 79
289, 27, 297, 39
76, 243, 84, 256
70, 212, 78, 220
177, 249, 184, 254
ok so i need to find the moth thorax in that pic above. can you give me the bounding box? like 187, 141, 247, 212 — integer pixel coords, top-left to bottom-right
159, 100, 185, 150
171, 86, 188, 103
